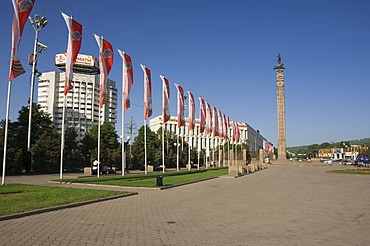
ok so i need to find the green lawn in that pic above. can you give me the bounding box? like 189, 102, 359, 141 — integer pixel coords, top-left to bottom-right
61, 168, 229, 187
0, 184, 127, 216
328, 169, 370, 175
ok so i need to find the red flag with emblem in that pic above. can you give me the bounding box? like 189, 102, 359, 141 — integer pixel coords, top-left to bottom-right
160, 75, 170, 124
141, 65, 152, 119
94, 34, 113, 107
9, 0, 35, 81
212, 107, 219, 137
62, 12, 82, 94
118, 51, 134, 111
205, 102, 212, 136
198, 97, 206, 134
175, 84, 185, 127
187, 91, 195, 131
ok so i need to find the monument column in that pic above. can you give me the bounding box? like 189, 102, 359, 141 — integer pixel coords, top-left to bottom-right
274, 53, 287, 160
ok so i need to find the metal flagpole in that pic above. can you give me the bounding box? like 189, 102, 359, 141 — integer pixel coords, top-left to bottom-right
188, 129, 191, 170
97, 109, 101, 178
122, 111, 125, 176
228, 141, 230, 167
121, 59, 125, 176
1, 81, 12, 185
236, 143, 238, 166
206, 136, 209, 169
162, 122, 165, 173
144, 119, 147, 175
197, 134, 200, 170
118, 49, 126, 176
59, 95, 67, 180
176, 133, 180, 172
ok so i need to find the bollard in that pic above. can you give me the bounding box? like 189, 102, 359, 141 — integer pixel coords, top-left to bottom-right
156, 175, 163, 186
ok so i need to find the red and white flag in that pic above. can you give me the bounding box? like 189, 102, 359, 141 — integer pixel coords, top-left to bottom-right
234, 121, 240, 144
218, 109, 223, 138
187, 91, 195, 132
175, 84, 185, 128
198, 97, 206, 134
62, 12, 82, 95
160, 75, 170, 124
118, 50, 134, 111
212, 106, 218, 138
9, 0, 35, 81
94, 34, 114, 107
223, 113, 228, 140
141, 65, 152, 120
205, 102, 212, 136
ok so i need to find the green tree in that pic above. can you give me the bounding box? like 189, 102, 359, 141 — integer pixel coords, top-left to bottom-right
0, 120, 23, 175
32, 130, 61, 173
64, 127, 83, 171
0, 103, 55, 174
80, 122, 119, 167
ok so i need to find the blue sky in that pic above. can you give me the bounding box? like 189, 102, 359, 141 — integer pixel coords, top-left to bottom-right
1, 0, 369, 147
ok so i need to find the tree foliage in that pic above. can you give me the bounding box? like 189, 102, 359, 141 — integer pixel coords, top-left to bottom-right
32, 130, 61, 173
80, 122, 119, 167
0, 103, 56, 174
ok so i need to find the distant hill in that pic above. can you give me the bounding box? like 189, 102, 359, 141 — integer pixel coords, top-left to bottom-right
287, 137, 370, 154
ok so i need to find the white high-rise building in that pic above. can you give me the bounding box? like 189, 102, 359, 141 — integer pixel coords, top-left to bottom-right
37, 54, 117, 140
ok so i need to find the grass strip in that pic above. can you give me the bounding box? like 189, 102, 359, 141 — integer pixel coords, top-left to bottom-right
60, 168, 228, 187
327, 169, 370, 175
0, 184, 127, 216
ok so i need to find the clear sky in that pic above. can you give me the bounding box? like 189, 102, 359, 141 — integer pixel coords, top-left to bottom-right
1, 0, 369, 147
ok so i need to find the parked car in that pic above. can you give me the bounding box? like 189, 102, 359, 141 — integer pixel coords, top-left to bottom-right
324, 160, 333, 164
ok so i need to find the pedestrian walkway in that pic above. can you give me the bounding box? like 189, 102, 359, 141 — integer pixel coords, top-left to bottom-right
1, 165, 369, 245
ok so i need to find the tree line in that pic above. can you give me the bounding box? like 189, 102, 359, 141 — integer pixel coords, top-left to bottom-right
2, 103, 250, 174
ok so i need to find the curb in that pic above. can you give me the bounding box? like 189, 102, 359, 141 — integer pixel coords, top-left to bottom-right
0, 192, 137, 222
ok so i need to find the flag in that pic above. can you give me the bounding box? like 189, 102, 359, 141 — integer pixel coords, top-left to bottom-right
223, 113, 228, 140
94, 34, 114, 107
62, 12, 82, 94
218, 109, 223, 138
9, 0, 35, 81
198, 97, 206, 134
205, 102, 212, 136
231, 120, 236, 143
160, 75, 170, 124
234, 121, 240, 144
212, 106, 218, 137
175, 83, 185, 128
187, 91, 195, 132
118, 50, 133, 111
141, 65, 152, 119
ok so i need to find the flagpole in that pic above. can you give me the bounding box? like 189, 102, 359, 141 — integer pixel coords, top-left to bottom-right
122, 111, 125, 176
206, 136, 209, 169
144, 119, 147, 174
59, 95, 67, 180
121, 55, 125, 176
1, 81, 12, 185
197, 134, 200, 170
97, 109, 101, 178
228, 140, 230, 167
162, 122, 165, 173
188, 129, 191, 170
176, 132, 179, 172
222, 140, 225, 167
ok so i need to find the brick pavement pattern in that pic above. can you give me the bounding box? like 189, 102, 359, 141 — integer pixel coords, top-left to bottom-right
1, 165, 369, 245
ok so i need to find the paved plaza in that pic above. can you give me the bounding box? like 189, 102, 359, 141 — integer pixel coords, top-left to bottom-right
1, 164, 369, 245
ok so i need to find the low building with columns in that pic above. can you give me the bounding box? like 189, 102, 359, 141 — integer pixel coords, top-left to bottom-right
149, 115, 271, 161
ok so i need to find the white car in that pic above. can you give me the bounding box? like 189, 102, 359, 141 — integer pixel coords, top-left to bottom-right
324, 160, 333, 164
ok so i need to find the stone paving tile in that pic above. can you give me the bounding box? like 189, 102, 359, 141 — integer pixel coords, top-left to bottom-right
1, 165, 370, 245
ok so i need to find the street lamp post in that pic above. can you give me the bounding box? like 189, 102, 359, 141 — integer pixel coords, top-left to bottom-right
26, 14, 48, 173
